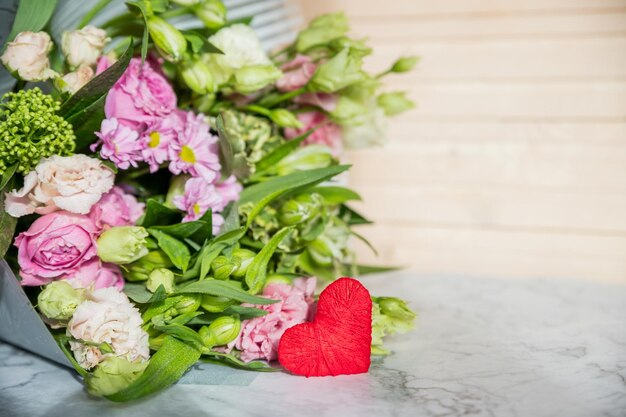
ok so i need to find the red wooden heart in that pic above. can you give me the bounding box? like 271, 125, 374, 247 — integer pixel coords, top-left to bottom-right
278, 277, 372, 377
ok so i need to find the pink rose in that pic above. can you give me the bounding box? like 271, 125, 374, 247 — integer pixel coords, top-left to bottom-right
229, 278, 316, 362
276, 55, 317, 92
15, 211, 99, 286
64, 260, 125, 290
284, 111, 343, 157
104, 57, 177, 129
90, 186, 144, 229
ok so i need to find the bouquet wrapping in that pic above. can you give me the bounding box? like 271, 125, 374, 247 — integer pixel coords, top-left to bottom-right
0, 0, 418, 401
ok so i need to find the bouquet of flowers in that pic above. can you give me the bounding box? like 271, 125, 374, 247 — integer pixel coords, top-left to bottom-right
0, 0, 417, 401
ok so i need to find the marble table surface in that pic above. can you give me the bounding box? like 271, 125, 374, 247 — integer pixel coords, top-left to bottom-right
0, 273, 625, 417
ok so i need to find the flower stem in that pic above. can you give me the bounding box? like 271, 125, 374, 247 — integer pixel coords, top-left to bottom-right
78, 0, 114, 29
257, 87, 307, 108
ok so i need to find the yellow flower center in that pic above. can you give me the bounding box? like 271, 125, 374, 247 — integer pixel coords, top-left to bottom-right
193, 203, 201, 215
149, 131, 160, 148
180, 145, 196, 163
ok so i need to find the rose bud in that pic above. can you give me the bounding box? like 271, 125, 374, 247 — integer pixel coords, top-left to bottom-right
96, 226, 149, 264
147, 16, 187, 62
61, 26, 109, 69
1, 31, 56, 81
55, 65, 95, 94
208, 316, 241, 346
308, 48, 363, 93
390, 56, 419, 73
86, 356, 148, 397
125, 250, 173, 281
37, 281, 85, 321
201, 294, 235, 313
270, 109, 303, 129
232, 64, 282, 94
211, 256, 237, 281
194, 0, 227, 29
146, 268, 175, 294
173, 294, 202, 315
180, 58, 215, 94
230, 248, 255, 278
377, 92, 415, 116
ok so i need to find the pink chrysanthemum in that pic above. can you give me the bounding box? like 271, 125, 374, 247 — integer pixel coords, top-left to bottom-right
168, 112, 221, 183
172, 177, 224, 234
140, 115, 181, 172
215, 175, 243, 211
92, 118, 142, 170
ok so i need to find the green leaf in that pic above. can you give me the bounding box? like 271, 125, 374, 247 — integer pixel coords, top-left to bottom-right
6, 0, 58, 45
58, 39, 133, 120
353, 264, 401, 275
183, 30, 224, 55
351, 230, 378, 256
220, 202, 240, 234
106, 336, 201, 402
66, 94, 106, 151
148, 229, 191, 272
177, 279, 278, 305
245, 227, 292, 294
312, 186, 361, 205
254, 129, 313, 173
239, 165, 350, 227
123, 283, 154, 303
201, 352, 279, 372
153, 324, 204, 350
150, 222, 205, 240
126, 2, 149, 62
0, 164, 17, 191
0, 197, 17, 259
341, 205, 373, 225
78, 0, 114, 28
198, 227, 246, 280
188, 208, 213, 244
215, 114, 234, 177
141, 199, 182, 228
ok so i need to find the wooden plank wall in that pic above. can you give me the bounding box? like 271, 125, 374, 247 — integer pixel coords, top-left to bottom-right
295, 0, 626, 282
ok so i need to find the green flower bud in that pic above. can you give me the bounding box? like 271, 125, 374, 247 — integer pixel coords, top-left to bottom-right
308, 236, 335, 266
377, 297, 416, 323
146, 268, 175, 294
198, 325, 217, 347
201, 294, 235, 312
86, 357, 148, 397
211, 256, 237, 280
174, 294, 202, 315
208, 316, 241, 346
377, 92, 415, 116
341, 75, 380, 103
328, 36, 372, 58
97, 226, 149, 265
276, 145, 334, 176
149, 333, 167, 350
180, 58, 215, 94
279, 194, 321, 226
172, 0, 200, 5
233, 65, 282, 94
147, 16, 187, 62
296, 12, 350, 52
265, 273, 293, 286
125, 250, 173, 281
231, 248, 256, 278
194, 0, 227, 29
270, 109, 303, 129
390, 56, 419, 73
308, 48, 363, 93
37, 281, 84, 321
331, 96, 368, 126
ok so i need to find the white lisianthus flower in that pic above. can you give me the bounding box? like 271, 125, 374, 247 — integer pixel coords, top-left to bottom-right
57, 65, 95, 94
206, 24, 273, 85
1, 31, 57, 81
341, 102, 388, 149
68, 287, 150, 370
4, 155, 115, 217
62, 26, 109, 69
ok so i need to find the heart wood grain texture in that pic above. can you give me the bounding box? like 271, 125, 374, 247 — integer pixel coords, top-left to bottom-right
278, 277, 372, 377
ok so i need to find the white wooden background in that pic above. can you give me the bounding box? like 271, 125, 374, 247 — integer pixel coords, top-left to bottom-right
296, 0, 626, 282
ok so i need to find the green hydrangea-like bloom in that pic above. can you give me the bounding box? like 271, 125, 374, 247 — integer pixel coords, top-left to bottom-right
0, 88, 76, 176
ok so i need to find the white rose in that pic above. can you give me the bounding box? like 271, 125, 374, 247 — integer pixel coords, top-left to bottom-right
1, 31, 56, 81
207, 24, 272, 85
4, 155, 115, 217
68, 287, 150, 370
62, 26, 109, 69
341, 102, 388, 149
58, 65, 94, 94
